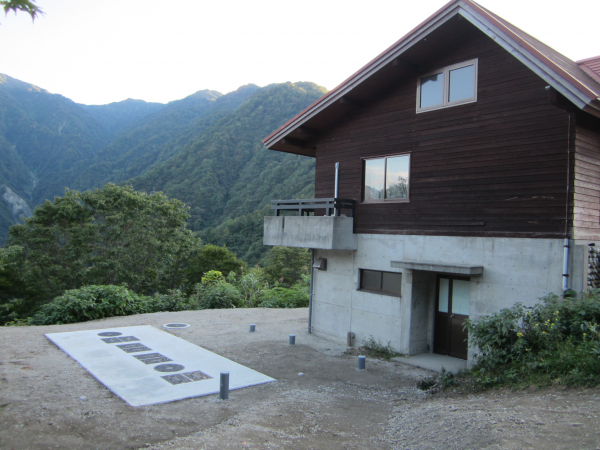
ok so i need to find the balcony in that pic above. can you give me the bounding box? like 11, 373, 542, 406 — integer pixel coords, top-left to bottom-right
263, 198, 357, 251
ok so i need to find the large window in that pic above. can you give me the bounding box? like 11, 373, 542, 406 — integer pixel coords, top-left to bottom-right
363, 154, 410, 202
417, 59, 478, 113
359, 269, 402, 296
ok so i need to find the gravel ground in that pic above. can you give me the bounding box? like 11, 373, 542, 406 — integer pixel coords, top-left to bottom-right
1, 307, 599, 450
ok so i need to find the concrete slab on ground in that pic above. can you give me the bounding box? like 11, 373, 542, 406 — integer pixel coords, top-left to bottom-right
392, 353, 467, 374
45, 325, 275, 406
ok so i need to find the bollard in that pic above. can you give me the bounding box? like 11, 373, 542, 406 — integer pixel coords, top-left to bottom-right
249, 324, 255, 332
358, 355, 366, 370
289, 334, 296, 345
220, 372, 229, 400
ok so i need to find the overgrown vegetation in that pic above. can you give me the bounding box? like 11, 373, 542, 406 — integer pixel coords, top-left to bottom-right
1, 184, 198, 320
21, 266, 310, 325
0, 184, 313, 326
361, 336, 403, 361
416, 368, 455, 392
419, 292, 600, 392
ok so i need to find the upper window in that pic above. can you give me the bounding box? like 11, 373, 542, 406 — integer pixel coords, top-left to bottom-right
363, 153, 410, 202
417, 59, 478, 113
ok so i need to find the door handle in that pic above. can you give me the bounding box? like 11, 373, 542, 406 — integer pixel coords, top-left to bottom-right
450, 314, 455, 318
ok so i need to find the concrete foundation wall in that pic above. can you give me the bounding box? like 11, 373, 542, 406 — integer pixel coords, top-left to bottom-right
311, 234, 577, 358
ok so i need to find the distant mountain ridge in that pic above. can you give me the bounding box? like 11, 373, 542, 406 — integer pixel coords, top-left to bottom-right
80, 98, 164, 135
0, 74, 327, 259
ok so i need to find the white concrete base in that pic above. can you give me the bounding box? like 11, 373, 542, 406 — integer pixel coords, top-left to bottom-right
392, 353, 467, 374
45, 325, 275, 407
312, 234, 569, 361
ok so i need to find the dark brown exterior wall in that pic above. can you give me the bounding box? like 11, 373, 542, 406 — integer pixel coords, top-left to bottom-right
314, 31, 572, 238
573, 114, 600, 241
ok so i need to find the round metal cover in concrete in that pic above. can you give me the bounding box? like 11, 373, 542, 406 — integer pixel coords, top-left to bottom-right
154, 364, 185, 373
163, 323, 190, 329
97, 332, 122, 337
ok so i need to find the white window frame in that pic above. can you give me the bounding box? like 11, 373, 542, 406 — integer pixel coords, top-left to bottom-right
416, 58, 478, 113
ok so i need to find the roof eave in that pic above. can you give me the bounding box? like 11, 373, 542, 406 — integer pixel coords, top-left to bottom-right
263, 0, 600, 151
263, 2, 463, 150
460, 2, 598, 110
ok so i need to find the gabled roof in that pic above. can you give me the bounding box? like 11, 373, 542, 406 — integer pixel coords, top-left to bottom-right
263, 0, 600, 156
577, 55, 600, 84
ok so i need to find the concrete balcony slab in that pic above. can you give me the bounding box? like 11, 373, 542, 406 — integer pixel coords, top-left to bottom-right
264, 216, 357, 250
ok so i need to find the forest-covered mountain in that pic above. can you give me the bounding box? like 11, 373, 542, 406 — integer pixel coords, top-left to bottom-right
0, 73, 326, 262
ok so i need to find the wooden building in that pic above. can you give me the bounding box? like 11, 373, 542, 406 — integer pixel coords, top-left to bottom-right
263, 0, 600, 361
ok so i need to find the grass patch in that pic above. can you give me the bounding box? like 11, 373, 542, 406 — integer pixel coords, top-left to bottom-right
417, 368, 456, 392
361, 336, 403, 361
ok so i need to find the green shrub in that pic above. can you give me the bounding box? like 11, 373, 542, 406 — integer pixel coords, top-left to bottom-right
29, 285, 151, 325
234, 269, 270, 308
145, 289, 192, 312
258, 280, 309, 309
461, 292, 600, 389
201, 270, 225, 285
186, 245, 245, 290
194, 281, 242, 309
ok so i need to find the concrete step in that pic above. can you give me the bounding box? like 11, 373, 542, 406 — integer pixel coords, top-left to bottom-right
392, 353, 467, 374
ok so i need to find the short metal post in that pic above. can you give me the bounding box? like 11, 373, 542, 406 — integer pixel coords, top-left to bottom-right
289, 334, 296, 345
249, 324, 255, 332
358, 356, 366, 370
220, 372, 229, 400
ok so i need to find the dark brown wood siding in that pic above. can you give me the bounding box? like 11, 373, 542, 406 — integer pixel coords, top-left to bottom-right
573, 114, 600, 241
314, 31, 572, 238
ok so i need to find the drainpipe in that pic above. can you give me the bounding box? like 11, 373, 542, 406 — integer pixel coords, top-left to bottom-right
562, 238, 570, 292
562, 112, 572, 293
334, 162, 339, 216
308, 249, 315, 334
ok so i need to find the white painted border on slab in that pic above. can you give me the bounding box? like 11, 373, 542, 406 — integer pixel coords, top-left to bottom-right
45, 325, 275, 407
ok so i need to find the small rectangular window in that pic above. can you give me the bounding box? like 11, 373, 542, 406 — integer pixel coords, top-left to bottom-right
360, 269, 402, 296
417, 59, 477, 113
362, 153, 410, 203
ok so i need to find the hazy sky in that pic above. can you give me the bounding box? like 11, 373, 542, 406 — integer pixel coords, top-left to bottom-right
2, 0, 599, 105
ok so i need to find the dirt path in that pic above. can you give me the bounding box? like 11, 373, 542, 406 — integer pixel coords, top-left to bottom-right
1, 308, 599, 450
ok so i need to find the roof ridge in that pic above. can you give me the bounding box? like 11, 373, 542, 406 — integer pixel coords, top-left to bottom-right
576, 55, 600, 64
263, 0, 600, 148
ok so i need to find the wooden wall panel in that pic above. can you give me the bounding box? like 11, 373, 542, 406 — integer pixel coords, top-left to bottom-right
314, 30, 573, 239
573, 121, 600, 241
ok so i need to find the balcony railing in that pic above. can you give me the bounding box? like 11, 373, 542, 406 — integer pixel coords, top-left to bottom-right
271, 198, 356, 217
264, 198, 357, 250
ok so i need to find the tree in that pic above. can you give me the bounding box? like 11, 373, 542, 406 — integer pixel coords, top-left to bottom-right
186, 244, 245, 289
1, 0, 43, 22
7, 184, 199, 312
262, 246, 310, 287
